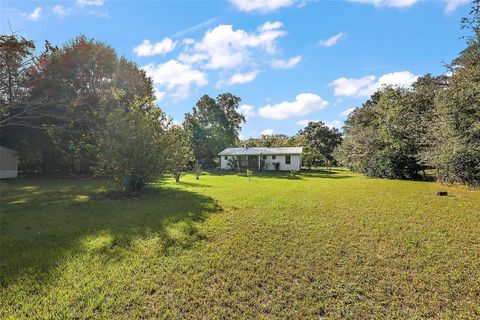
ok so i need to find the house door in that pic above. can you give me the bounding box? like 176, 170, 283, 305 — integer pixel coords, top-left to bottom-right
248, 156, 258, 169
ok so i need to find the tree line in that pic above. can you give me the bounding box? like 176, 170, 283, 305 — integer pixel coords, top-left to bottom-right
334, 1, 480, 187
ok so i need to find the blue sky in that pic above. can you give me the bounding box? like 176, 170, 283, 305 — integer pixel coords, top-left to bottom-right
1, 0, 472, 138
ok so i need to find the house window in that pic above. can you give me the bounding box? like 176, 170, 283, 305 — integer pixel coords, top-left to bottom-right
224, 156, 228, 160
272, 155, 276, 160
286, 155, 291, 164
262, 155, 267, 160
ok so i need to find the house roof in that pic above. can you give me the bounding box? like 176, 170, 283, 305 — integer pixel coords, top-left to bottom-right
218, 147, 303, 156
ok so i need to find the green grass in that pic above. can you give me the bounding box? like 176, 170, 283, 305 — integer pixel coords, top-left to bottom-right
1, 169, 479, 319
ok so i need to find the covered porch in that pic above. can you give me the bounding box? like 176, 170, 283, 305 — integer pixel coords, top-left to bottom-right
231, 155, 266, 171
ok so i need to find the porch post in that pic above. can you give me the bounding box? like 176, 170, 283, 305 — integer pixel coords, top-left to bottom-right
258, 155, 261, 171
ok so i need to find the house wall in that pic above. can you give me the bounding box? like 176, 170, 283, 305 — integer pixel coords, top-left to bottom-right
220, 154, 301, 171
263, 155, 301, 171
220, 155, 232, 170
0, 147, 18, 179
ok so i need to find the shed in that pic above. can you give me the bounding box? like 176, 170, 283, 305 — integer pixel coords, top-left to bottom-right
0, 146, 18, 179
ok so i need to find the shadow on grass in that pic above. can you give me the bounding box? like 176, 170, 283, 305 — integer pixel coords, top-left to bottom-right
0, 178, 222, 287
205, 168, 353, 180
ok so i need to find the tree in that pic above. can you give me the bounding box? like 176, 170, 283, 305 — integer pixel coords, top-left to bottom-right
166, 125, 193, 182
299, 121, 342, 167
96, 101, 169, 192
0, 33, 35, 129
26, 36, 155, 174
421, 0, 480, 186
184, 93, 245, 165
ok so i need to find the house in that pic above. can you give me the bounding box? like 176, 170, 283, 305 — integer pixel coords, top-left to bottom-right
219, 147, 303, 171
0, 146, 18, 179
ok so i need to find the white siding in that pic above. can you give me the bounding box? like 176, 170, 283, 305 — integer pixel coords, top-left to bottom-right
0, 147, 18, 179
264, 155, 301, 171
220, 154, 301, 171
220, 155, 231, 170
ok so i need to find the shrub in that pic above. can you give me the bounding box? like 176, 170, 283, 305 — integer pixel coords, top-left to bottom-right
274, 162, 280, 171
96, 103, 169, 192
438, 148, 480, 187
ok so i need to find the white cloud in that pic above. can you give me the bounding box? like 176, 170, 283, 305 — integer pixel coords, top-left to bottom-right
331, 71, 418, 97
133, 38, 177, 57
218, 71, 259, 86
296, 119, 341, 129
77, 0, 105, 6
271, 55, 302, 69
153, 87, 166, 102
258, 93, 329, 120
52, 5, 71, 17
349, 0, 418, 8
179, 21, 286, 70
319, 32, 345, 47
445, 0, 469, 13
326, 120, 341, 129
238, 104, 256, 119
261, 129, 275, 135
296, 119, 318, 126
24, 7, 42, 21
143, 60, 207, 101
231, 0, 295, 13
340, 107, 356, 116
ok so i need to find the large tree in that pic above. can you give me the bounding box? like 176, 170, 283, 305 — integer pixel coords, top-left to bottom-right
25, 36, 155, 174
184, 93, 245, 164
299, 121, 342, 167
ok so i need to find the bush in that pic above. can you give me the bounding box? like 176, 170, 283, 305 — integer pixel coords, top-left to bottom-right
96, 103, 169, 192
438, 148, 480, 187
364, 147, 421, 180
274, 162, 280, 171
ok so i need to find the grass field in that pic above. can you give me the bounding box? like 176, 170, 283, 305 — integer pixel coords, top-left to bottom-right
1, 169, 479, 319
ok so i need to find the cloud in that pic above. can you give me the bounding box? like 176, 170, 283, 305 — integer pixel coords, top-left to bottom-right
296, 119, 341, 129
153, 87, 166, 102
258, 93, 329, 120
52, 5, 71, 17
230, 0, 295, 13
77, 0, 105, 6
271, 55, 302, 69
331, 71, 418, 97
23, 7, 42, 21
133, 38, 177, 57
445, 0, 470, 13
340, 107, 356, 116
143, 60, 207, 101
349, 0, 418, 8
261, 129, 275, 135
326, 120, 341, 129
319, 32, 345, 47
218, 71, 259, 86
179, 21, 286, 70
238, 104, 256, 119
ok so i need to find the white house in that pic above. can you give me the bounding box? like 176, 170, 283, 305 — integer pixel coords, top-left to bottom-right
219, 147, 303, 171
0, 146, 18, 179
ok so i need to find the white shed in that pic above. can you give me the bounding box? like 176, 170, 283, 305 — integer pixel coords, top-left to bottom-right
0, 146, 18, 179
219, 147, 303, 171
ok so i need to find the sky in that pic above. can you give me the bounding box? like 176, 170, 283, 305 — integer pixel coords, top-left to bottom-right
0, 0, 473, 138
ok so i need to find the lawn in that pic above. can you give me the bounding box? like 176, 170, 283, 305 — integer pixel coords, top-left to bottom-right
1, 169, 479, 319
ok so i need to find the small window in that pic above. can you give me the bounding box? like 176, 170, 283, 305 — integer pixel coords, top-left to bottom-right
262, 155, 267, 160
224, 156, 228, 160
272, 155, 276, 160
286, 155, 291, 164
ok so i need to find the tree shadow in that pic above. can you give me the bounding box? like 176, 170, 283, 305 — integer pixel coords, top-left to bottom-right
205, 168, 353, 180
0, 178, 222, 287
